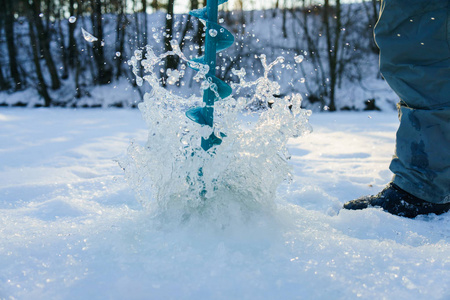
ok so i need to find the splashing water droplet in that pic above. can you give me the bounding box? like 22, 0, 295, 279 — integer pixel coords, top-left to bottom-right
115, 52, 121, 57
166, 14, 172, 20
166, 69, 181, 85
68, 16, 77, 23
294, 55, 304, 64
219, 18, 224, 23
39, 13, 44, 18
81, 28, 98, 43
134, 50, 143, 60
300, 78, 305, 83
209, 29, 218, 37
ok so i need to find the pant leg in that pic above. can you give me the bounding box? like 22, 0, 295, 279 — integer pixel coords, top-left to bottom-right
374, 0, 450, 204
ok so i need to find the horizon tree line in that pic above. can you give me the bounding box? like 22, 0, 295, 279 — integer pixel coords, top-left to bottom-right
0, 0, 380, 111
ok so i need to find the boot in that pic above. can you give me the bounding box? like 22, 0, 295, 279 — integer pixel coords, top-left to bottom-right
343, 182, 450, 218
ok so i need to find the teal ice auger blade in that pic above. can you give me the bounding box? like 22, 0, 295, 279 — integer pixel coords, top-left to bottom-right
186, 0, 234, 151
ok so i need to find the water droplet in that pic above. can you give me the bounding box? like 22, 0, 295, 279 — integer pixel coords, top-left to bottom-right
300, 78, 305, 83
115, 52, 121, 57
294, 55, 304, 64
219, 18, 224, 23
166, 14, 172, 20
81, 28, 98, 43
39, 13, 44, 18
68, 16, 77, 23
209, 29, 218, 37
101, 41, 105, 47
166, 69, 181, 85
134, 50, 143, 60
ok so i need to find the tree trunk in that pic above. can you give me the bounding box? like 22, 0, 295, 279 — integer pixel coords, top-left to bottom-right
273, 0, 279, 17
164, 0, 178, 81
0, 67, 8, 91
133, 0, 141, 48
0, 3, 8, 90
282, 1, 287, 39
192, 0, 205, 56
68, 0, 77, 68
323, 0, 341, 111
30, 0, 61, 90
91, 0, 112, 85
57, 6, 69, 79
28, 17, 52, 107
115, 0, 126, 79
179, 14, 192, 52
142, 0, 148, 46
4, 0, 22, 90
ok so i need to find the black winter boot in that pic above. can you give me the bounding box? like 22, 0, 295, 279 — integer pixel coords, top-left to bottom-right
343, 182, 450, 218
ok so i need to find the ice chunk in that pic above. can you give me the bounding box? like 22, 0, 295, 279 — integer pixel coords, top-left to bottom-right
81, 28, 98, 43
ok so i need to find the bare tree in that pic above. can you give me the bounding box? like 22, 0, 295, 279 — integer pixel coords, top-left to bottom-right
68, 0, 78, 68
0, 67, 8, 91
163, 0, 178, 83
323, 0, 341, 111
142, 0, 148, 46
282, 0, 288, 38
29, 0, 61, 90
0, 2, 8, 91
362, 0, 380, 54
115, 0, 127, 79
28, 13, 52, 106
292, 3, 328, 107
56, 3, 69, 79
90, 0, 112, 85
4, 0, 22, 90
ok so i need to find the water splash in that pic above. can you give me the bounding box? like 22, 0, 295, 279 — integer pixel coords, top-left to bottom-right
120, 41, 312, 226
81, 28, 98, 43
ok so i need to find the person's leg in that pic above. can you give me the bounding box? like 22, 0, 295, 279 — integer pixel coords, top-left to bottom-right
344, 0, 450, 216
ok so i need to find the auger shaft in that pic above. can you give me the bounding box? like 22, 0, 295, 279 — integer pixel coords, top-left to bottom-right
186, 0, 234, 151
201, 0, 218, 150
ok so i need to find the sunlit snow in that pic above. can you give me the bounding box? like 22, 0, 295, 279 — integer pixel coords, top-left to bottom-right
1, 109, 449, 299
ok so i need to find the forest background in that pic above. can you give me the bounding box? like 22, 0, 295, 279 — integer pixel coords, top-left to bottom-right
0, 0, 393, 111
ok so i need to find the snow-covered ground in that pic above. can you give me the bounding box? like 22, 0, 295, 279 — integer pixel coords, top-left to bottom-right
1, 108, 450, 300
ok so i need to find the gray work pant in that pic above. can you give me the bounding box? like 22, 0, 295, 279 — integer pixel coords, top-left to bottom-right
375, 0, 450, 203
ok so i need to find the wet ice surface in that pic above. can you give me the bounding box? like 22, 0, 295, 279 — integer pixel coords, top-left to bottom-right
1, 109, 450, 299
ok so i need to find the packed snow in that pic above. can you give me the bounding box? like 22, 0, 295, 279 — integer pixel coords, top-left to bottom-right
1, 108, 450, 300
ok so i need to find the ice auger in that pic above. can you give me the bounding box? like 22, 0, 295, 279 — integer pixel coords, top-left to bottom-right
186, 0, 234, 151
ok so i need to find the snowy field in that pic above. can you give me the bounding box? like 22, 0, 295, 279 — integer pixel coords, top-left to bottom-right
1, 108, 450, 300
